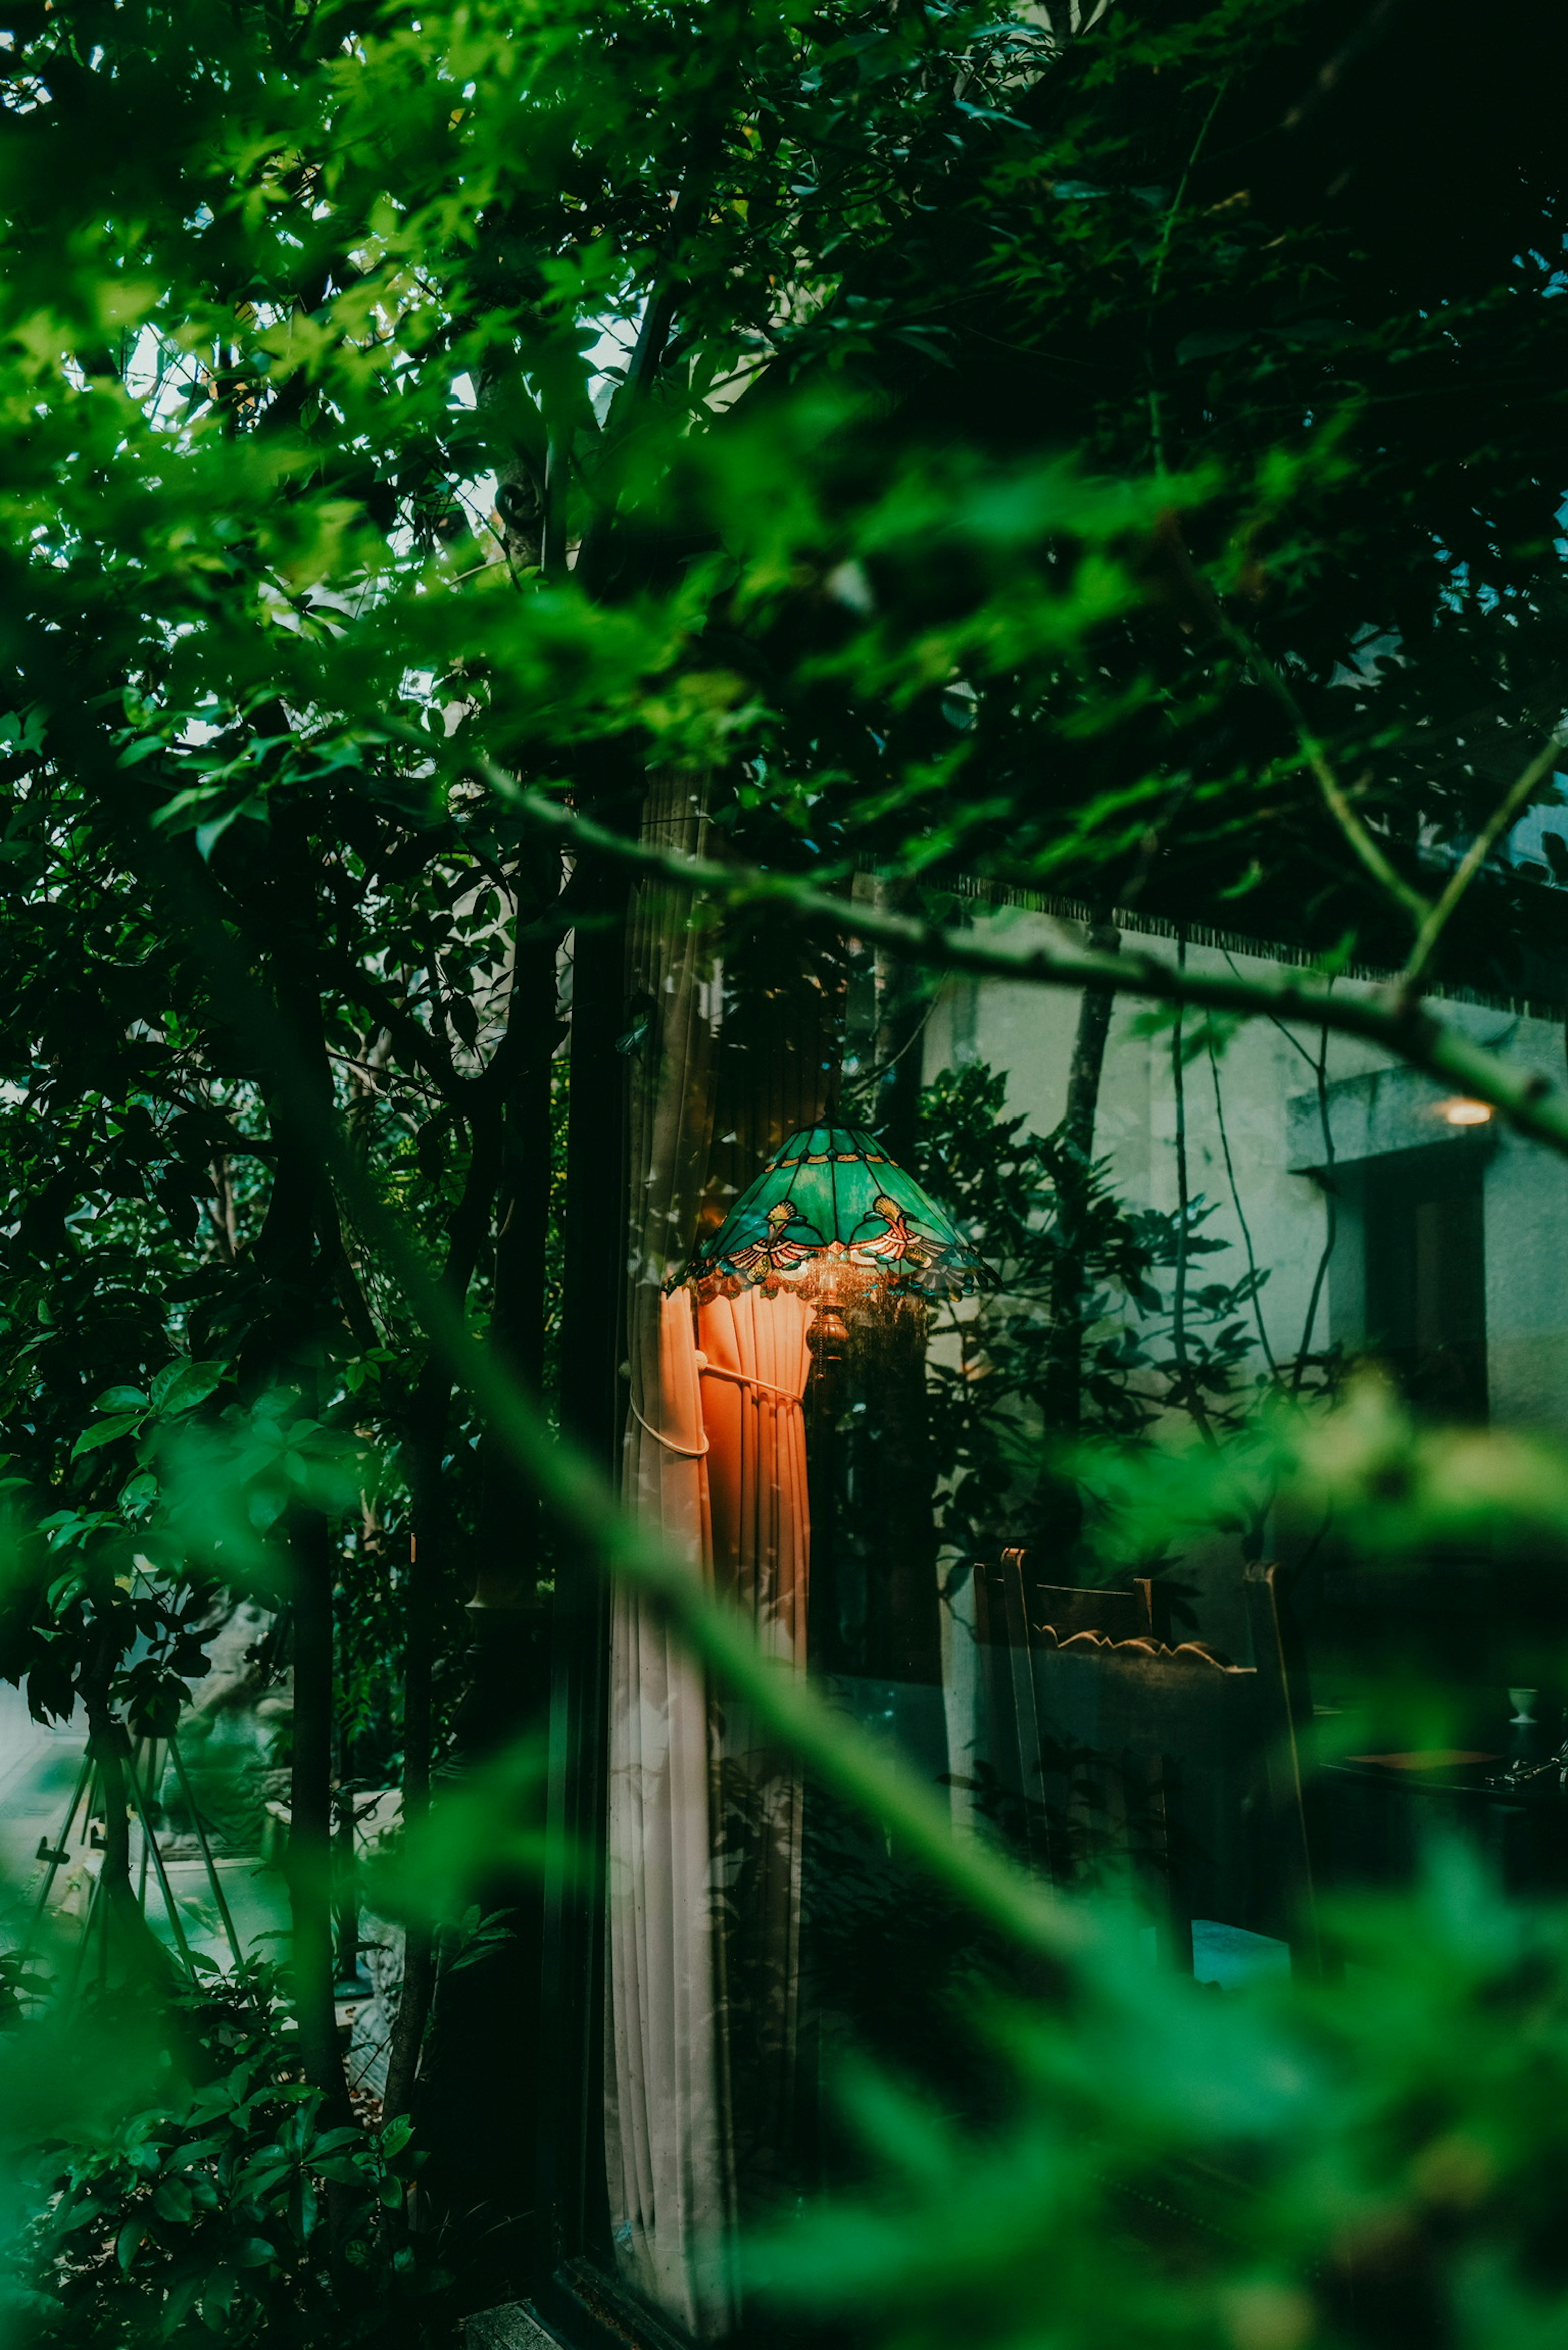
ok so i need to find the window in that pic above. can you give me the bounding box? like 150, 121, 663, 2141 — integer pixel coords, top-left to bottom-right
1348, 1138, 1490, 1419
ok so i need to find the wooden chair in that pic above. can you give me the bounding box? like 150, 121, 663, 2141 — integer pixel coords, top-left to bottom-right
972, 1550, 1170, 1647
966, 1553, 1319, 1976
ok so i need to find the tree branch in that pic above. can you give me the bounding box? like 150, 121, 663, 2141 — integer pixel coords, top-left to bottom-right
481, 769, 1568, 1159
1220, 626, 1432, 928
1402, 732, 1566, 989
315, 948, 468, 1110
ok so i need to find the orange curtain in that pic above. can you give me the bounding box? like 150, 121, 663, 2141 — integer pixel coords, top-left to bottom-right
697, 1287, 812, 2219
604, 772, 818, 2322
698, 1289, 811, 1652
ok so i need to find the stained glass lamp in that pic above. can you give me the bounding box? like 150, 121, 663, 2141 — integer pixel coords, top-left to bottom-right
675, 1122, 990, 1329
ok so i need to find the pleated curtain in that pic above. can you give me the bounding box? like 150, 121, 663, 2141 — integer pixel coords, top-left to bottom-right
698, 1288, 813, 2219
604, 775, 815, 2333
605, 775, 731, 2336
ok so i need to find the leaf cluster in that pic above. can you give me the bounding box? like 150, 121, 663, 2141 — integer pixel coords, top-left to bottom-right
19, 1962, 439, 2350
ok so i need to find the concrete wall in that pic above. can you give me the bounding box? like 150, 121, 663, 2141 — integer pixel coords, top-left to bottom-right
923, 908, 1568, 1657
924, 907, 1568, 1434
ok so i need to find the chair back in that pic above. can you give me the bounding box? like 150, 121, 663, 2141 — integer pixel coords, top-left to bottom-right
972, 1551, 1164, 1647
964, 1552, 1318, 1974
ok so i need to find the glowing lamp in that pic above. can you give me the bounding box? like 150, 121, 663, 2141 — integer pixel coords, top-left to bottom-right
1439, 1099, 1493, 1127
675, 1121, 990, 1354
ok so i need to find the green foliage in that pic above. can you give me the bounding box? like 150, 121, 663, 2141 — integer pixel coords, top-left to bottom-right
363, 1742, 551, 1928
914, 1061, 1263, 1563
1070, 1369, 1568, 1575
0, 0, 1566, 2345
0, 0, 1559, 1724
755, 1852, 1568, 2350
18, 1964, 439, 2350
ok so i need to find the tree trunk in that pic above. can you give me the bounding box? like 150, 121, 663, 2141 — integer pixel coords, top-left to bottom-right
244, 813, 356, 2125
80, 1618, 171, 1990
476, 893, 562, 1606
873, 892, 929, 1171
539, 842, 632, 2266
1042, 916, 1122, 1437
382, 1395, 440, 2129
382, 1095, 506, 2123
407, 903, 561, 2250
288, 1511, 351, 2122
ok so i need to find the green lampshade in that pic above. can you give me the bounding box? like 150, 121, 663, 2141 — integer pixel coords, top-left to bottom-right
678, 1122, 990, 1303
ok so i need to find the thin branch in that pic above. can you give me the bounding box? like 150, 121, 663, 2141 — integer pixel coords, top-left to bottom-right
1292, 1024, 1337, 1390
1167, 946, 1220, 1452
1401, 732, 1566, 989
325, 1047, 441, 1098
1122, 546, 1430, 931
1168, 948, 1197, 1424
315, 948, 468, 1109
1207, 1039, 1277, 1377
1221, 947, 1321, 1072
481, 769, 1568, 1161
1222, 627, 1431, 927
1149, 79, 1230, 305
1145, 74, 1230, 472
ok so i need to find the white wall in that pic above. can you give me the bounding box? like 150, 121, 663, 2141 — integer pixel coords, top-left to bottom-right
925, 904, 1568, 1436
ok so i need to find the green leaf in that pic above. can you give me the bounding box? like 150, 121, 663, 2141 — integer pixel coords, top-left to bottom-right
116, 735, 167, 768
291, 2178, 319, 2243
71, 1411, 146, 1458
198, 2271, 236, 2326
313, 2156, 365, 2185
1175, 327, 1253, 364
153, 2177, 194, 2224
150, 1359, 223, 1418
246, 1482, 288, 1531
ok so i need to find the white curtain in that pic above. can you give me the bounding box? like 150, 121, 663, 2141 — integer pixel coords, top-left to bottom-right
607, 1288, 730, 2332
605, 778, 731, 2337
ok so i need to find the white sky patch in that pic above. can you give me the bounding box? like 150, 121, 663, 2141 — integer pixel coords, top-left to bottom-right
586, 310, 640, 421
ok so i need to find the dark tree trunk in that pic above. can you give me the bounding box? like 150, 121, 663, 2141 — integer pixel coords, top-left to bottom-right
243, 814, 357, 2126
538, 846, 632, 2268
558, 907, 632, 1472
476, 894, 563, 1606
811, 892, 943, 1677
386, 855, 562, 2174
873, 899, 928, 1171
381, 1389, 441, 2130
288, 1510, 351, 2121
410, 904, 561, 2285
1042, 916, 1122, 1437
382, 1100, 504, 2124
80, 1619, 171, 1989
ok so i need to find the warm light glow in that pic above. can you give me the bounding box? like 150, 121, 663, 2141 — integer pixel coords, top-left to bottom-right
1439, 1098, 1493, 1127
676, 1119, 992, 1304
